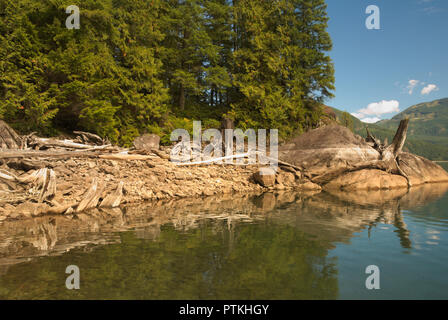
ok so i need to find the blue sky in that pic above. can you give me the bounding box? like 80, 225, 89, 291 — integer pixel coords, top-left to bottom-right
325, 0, 448, 123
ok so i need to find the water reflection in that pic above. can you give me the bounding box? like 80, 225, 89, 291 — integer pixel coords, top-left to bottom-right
0, 183, 447, 299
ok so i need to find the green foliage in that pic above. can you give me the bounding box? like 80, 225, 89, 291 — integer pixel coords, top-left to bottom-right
230, 0, 334, 140
0, 0, 335, 144
340, 111, 354, 132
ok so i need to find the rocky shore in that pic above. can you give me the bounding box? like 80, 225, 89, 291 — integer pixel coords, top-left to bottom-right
1, 120, 448, 222
0, 151, 322, 221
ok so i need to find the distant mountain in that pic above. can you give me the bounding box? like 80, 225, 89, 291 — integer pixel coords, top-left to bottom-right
327, 98, 448, 161
377, 98, 448, 137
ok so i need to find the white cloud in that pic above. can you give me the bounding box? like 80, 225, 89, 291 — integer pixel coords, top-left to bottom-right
421, 84, 439, 95
361, 117, 381, 124
350, 112, 365, 119
351, 100, 399, 123
407, 80, 420, 95
358, 100, 400, 116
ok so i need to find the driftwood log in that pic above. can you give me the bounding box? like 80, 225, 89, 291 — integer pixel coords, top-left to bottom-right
0, 120, 23, 149
0, 167, 57, 202
73, 131, 106, 145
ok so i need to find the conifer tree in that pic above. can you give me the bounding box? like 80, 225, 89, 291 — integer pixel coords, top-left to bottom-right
160, 0, 212, 111
229, 0, 334, 138
0, 0, 335, 143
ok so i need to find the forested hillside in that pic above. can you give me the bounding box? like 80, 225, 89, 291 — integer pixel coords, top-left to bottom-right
377, 98, 448, 137
0, 0, 335, 145
328, 102, 448, 161
374, 98, 448, 160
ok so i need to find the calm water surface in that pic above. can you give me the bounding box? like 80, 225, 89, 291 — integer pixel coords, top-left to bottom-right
1, 178, 448, 299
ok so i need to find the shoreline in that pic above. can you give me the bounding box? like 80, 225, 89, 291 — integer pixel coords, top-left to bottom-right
0, 154, 322, 222
2, 151, 448, 223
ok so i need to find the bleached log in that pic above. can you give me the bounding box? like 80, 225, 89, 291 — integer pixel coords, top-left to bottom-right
73, 131, 104, 145
99, 181, 124, 208
98, 154, 154, 161
31, 137, 112, 150
76, 178, 104, 212
40, 169, 57, 201
0, 170, 18, 181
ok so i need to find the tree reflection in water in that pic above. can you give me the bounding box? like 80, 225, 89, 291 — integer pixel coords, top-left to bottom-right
0, 183, 447, 299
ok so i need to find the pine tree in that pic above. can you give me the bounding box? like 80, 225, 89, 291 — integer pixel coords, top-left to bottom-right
0, 0, 336, 144
229, 0, 334, 138
202, 0, 233, 109
0, 0, 59, 134
160, 0, 211, 111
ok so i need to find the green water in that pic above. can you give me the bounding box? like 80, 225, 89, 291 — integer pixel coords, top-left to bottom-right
1, 181, 448, 299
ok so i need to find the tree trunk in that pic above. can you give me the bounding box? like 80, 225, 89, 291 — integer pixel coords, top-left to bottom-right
383, 118, 409, 161
179, 83, 185, 110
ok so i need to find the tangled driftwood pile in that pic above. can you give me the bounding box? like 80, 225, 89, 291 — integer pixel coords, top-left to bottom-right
0, 122, 148, 215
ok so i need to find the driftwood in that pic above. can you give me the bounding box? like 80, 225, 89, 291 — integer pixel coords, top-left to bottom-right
0, 150, 125, 160
0, 120, 23, 149
76, 178, 104, 212
40, 169, 57, 202
0, 167, 57, 201
98, 154, 155, 161
27, 136, 112, 151
366, 127, 384, 152
100, 181, 124, 208
73, 131, 106, 146
150, 149, 170, 160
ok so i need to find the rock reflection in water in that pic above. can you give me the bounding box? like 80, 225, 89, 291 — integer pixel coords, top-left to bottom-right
0, 184, 447, 299
1, 184, 448, 273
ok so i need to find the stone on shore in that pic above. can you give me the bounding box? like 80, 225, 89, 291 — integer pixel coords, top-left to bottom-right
133, 134, 160, 151
253, 168, 276, 187
279, 124, 448, 190
324, 169, 408, 191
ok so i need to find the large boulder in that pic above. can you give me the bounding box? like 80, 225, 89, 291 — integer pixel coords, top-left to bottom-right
279, 124, 448, 190
280, 125, 380, 177
253, 167, 276, 187
324, 169, 408, 191
399, 152, 448, 185
133, 134, 160, 151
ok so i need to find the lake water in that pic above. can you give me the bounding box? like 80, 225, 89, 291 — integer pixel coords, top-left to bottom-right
1, 180, 448, 299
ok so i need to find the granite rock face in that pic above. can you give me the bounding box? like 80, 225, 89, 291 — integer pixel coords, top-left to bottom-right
279, 125, 448, 190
